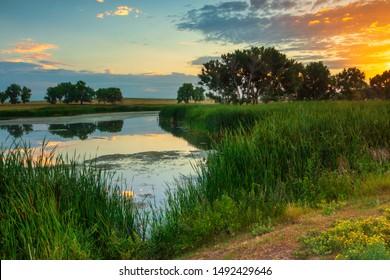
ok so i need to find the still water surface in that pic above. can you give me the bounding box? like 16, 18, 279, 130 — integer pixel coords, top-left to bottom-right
0, 112, 205, 205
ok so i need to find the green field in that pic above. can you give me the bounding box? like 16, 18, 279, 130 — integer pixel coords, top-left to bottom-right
0, 98, 179, 119
1, 100, 389, 259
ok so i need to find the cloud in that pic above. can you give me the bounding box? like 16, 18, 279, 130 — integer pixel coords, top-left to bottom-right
96, 0, 104, 2
97, 6, 141, 19
114, 6, 134, 16
190, 56, 221, 66
2, 40, 57, 54
1, 39, 62, 70
0, 62, 198, 100
177, 0, 390, 78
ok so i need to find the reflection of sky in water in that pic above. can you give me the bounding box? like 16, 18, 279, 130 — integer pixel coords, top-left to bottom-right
0, 112, 203, 205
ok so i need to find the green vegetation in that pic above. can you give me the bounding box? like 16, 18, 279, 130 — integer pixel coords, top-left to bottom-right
302, 204, 390, 260
0, 84, 32, 104
45, 81, 122, 105
155, 101, 389, 258
176, 83, 205, 104
0, 102, 169, 120
1, 100, 389, 259
0, 142, 145, 259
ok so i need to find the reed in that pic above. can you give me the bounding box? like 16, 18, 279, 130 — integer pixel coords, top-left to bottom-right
153, 101, 390, 257
0, 141, 145, 259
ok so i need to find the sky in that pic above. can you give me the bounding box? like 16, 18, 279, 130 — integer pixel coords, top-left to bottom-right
0, 0, 389, 100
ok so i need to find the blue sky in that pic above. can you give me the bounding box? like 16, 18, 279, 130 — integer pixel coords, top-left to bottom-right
1, 0, 389, 100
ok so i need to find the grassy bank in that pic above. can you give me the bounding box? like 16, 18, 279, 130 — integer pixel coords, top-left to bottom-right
154, 101, 390, 258
0, 98, 177, 119
0, 143, 146, 259
1, 101, 389, 259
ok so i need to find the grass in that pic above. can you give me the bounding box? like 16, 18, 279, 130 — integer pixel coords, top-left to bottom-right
0, 141, 146, 259
0, 98, 178, 119
1, 100, 389, 259
154, 101, 390, 258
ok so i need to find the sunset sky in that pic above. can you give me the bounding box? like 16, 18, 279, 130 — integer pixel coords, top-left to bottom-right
1, 0, 389, 99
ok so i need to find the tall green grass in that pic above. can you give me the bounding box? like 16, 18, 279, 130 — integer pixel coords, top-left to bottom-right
153, 101, 390, 258
0, 141, 145, 259
1, 101, 389, 259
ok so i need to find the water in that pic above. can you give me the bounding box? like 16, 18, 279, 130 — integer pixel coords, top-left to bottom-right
0, 112, 206, 205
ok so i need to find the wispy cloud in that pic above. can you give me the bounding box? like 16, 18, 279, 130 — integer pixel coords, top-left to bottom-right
0, 39, 64, 70
97, 6, 141, 19
2, 39, 57, 55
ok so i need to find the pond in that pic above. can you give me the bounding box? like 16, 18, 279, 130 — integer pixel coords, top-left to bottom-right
0, 112, 207, 206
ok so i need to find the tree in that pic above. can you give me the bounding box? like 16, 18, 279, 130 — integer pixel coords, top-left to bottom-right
0, 92, 7, 104
21, 86, 32, 104
192, 86, 205, 102
95, 87, 123, 104
45, 82, 74, 104
5, 84, 22, 104
298, 62, 333, 100
74, 80, 94, 105
199, 47, 303, 104
370, 70, 390, 99
177, 83, 194, 103
334, 68, 368, 100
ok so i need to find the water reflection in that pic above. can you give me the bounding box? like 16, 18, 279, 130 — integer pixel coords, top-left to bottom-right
0, 112, 204, 205
0, 124, 33, 138
49, 121, 123, 140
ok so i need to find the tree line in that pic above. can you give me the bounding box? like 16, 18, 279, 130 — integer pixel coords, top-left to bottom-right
0, 84, 32, 104
0, 81, 123, 105
178, 46, 390, 104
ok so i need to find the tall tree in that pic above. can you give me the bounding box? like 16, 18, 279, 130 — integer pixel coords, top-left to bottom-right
177, 83, 194, 103
74, 80, 94, 105
199, 47, 302, 104
21, 86, 32, 104
370, 70, 390, 99
5, 84, 21, 104
298, 62, 333, 100
334, 67, 368, 100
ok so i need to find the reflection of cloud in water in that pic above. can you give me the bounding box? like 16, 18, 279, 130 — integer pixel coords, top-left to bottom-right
86, 150, 204, 206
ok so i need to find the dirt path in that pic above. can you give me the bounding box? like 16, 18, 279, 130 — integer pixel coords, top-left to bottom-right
186, 201, 386, 260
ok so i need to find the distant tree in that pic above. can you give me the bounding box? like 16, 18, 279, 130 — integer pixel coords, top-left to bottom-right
334, 68, 368, 100
5, 84, 22, 104
298, 62, 333, 100
74, 80, 95, 105
45, 87, 59, 104
60, 82, 76, 104
0, 92, 7, 104
192, 86, 205, 102
21, 86, 32, 104
95, 87, 123, 104
45, 82, 74, 104
177, 83, 194, 103
370, 70, 390, 99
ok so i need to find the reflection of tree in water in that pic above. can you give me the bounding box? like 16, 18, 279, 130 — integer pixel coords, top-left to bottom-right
49, 123, 97, 140
48, 120, 124, 140
158, 119, 211, 150
97, 120, 123, 133
0, 124, 33, 138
